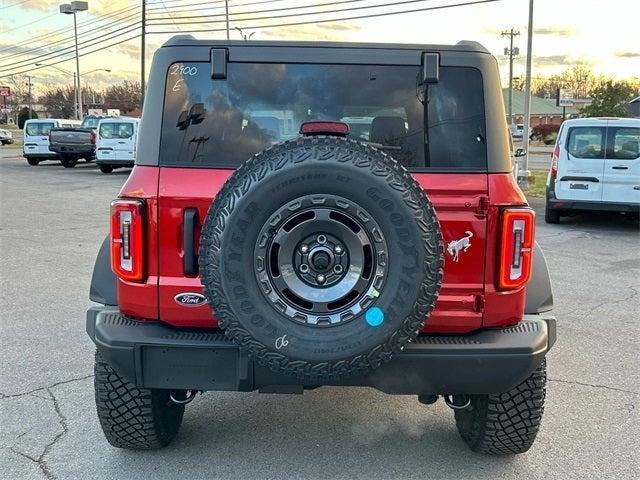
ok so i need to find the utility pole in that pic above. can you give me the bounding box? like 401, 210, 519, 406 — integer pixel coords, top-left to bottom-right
522, 0, 534, 178
225, 0, 230, 40
501, 28, 520, 127
141, 0, 146, 108
27, 76, 32, 120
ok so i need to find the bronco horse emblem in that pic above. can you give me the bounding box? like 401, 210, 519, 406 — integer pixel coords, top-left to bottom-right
447, 231, 473, 262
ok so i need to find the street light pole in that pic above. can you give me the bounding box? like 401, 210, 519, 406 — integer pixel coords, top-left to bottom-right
72, 10, 82, 120
501, 28, 520, 127
522, 0, 534, 177
60, 2, 88, 120
225, 0, 230, 39
141, 0, 146, 108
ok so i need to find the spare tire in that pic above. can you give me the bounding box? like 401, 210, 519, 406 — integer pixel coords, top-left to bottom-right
199, 136, 443, 380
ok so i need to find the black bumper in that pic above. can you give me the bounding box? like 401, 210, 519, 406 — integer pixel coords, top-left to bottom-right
96, 158, 134, 167
86, 307, 556, 395
50, 145, 94, 156
547, 192, 639, 214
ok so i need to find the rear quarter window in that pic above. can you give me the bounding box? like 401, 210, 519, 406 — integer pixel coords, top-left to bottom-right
566, 127, 605, 159
160, 61, 486, 171
25, 122, 55, 136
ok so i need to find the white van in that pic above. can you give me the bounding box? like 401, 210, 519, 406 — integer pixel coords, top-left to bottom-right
95, 117, 139, 173
545, 117, 640, 223
23, 118, 80, 165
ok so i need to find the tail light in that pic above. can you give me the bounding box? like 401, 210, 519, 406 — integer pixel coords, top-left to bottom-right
111, 199, 146, 282
90, 131, 97, 144
498, 208, 535, 290
550, 144, 559, 178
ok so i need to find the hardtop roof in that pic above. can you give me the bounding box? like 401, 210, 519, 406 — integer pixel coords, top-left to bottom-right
162, 35, 490, 54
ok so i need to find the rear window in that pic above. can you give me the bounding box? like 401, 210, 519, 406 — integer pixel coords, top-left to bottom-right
82, 117, 100, 128
25, 122, 55, 136
160, 62, 486, 170
608, 127, 640, 160
567, 127, 605, 158
99, 122, 134, 139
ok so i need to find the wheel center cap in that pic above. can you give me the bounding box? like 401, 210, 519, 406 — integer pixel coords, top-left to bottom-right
311, 250, 331, 271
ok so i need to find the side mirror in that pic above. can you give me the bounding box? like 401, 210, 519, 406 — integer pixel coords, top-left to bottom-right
514, 148, 526, 157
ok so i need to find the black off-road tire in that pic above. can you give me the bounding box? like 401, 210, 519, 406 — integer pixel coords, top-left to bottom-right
454, 360, 547, 455
60, 155, 78, 168
544, 204, 560, 224
26, 158, 39, 166
94, 351, 185, 450
199, 136, 443, 381
99, 164, 113, 174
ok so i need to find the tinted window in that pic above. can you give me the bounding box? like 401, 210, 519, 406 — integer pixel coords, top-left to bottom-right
160, 62, 486, 170
100, 122, 134, 139
82, 117, 100, 128
608, 127, 639, 160
25, 122, 55, 136
567, 127, 605, 158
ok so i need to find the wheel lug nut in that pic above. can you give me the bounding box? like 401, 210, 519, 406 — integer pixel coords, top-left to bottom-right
316, 274, 326, 284
317, 235, 326, 244
333, 265, 343, 274
334, 245, 343, 254
300, 244, 309, 253
299, 264, 309, 273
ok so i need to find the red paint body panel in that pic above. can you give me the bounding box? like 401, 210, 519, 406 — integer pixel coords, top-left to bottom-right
115, 167, 532, 334
115, 166, 160, 320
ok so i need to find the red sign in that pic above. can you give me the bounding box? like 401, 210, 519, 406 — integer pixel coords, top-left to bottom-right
0, 86, 10, 96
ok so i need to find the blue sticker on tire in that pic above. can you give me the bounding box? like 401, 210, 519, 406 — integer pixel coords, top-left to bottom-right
365, 307, 384, 327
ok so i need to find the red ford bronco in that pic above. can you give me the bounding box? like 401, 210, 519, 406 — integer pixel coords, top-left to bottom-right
87, 37, 556, 454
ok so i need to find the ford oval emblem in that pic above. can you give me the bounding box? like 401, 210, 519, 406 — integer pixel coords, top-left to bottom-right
174, 292, 208, 307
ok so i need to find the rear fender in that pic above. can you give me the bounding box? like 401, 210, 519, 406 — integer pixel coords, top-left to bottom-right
90, 235, 117, 306
524, 241, 554, 314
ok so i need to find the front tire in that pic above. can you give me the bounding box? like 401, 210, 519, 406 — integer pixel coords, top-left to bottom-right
454, 360, 547, 455
94, 351, 185, 450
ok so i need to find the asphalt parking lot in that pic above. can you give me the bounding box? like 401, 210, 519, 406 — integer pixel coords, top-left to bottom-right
1, 147, 638, 480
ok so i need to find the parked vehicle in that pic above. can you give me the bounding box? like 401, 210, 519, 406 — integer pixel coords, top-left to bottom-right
0, 127, 13, 145
531, 123, 560, 145
510, 123, 532, 140
545, 117, 640, 223
87, 38, 556, 455
49, 115, 103, 168
23, 118, 81, 165
95, 117, 139, 173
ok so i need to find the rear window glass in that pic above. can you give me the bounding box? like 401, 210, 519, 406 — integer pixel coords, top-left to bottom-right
567, 127, 604, 158
608, 127, 640, 160
25, 122, 55, 136
100, 122, 134, 139
82, 117, 100, 128
160, 62, 486, 170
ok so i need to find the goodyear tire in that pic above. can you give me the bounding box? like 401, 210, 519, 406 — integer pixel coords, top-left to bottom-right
199, 136, 443, 380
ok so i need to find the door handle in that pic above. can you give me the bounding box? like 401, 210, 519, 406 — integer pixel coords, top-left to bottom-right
612, 166, 628, 170
183, 208, 199, 276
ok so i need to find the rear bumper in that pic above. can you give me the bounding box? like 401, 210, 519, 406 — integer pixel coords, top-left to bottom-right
23, 152, 58, 159
50, 144, 94, 156
95, 157, 134, 167
86, 306, 556, 395
547, 198, 640, 213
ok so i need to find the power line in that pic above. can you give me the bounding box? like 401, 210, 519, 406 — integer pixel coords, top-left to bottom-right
0, 4, 140, 55
1, 34, 142, 78
147, 0, 376, 21
146, 0, 289, 14
148, 0, 500, 33
0, 0, 30, 10
0, 23, 141, 72
0, 12, 59, 36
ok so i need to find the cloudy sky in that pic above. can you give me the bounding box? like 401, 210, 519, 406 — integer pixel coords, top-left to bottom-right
1, 0, 638, 92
